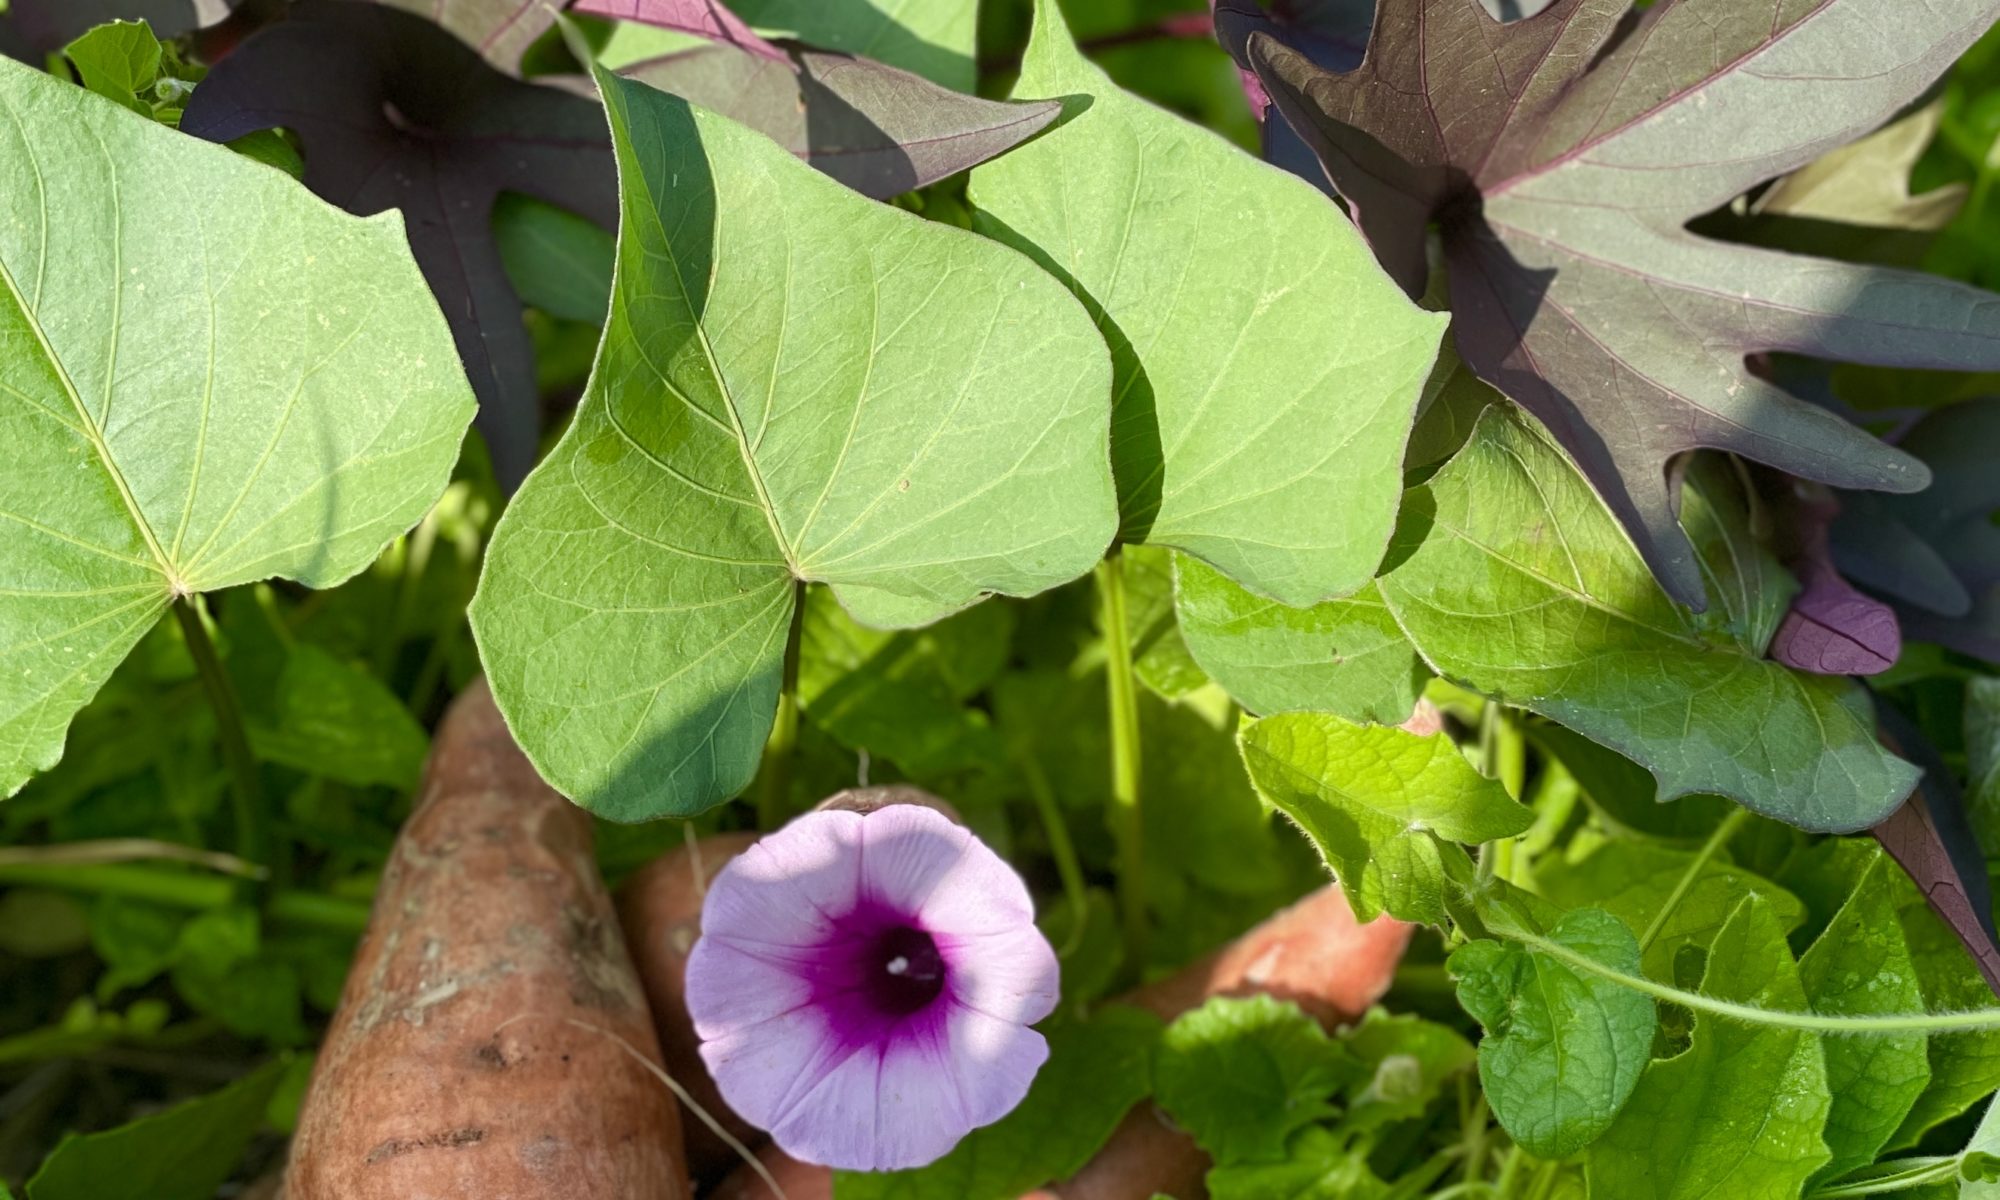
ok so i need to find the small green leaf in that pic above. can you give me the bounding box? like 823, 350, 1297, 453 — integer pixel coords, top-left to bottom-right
1587, 895, 1832, 1200
470, 72, 1118, 819
63, 20, 162, 115
1960, 1094, 2000, 1198
1155, 994, 1360, 1165
1332, 1008, 1474, 1134
1240, 711, 1532, 925
1379, 406, 1918, 833
968, 0, 1445, 607
0, 58, 475, 798
1450, 909, 1656, 1158
1799, 853, 1930, 1182
1204, 1126, 1389, 1200
1175, 555, 1424, 723
25, 1057, 288, 1200
832, 1006, 1162, 1200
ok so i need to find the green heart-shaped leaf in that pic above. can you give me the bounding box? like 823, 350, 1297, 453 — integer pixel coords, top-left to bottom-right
470, 66, 1118, 820
0, 59, 474, 797
968, 0, 1444, 608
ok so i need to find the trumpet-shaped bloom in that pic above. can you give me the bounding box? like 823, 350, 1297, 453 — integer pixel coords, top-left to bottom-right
685, 804, 1060, 1171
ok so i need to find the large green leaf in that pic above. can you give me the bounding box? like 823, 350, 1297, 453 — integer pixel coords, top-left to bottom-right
1379, 406, 1918, 833
1451, 909, 1656, 1159
967, 0, 1444, 608
1239, 711, 1532, 925
1175, 554, 1423, 723
470, 68, 1117, 820
1799, 853, 1929, 1182
0, 59, 474, 798
1587, 896, 1833, 1200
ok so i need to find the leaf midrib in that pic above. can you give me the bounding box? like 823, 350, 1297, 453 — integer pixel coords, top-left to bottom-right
0, 251, 173, 593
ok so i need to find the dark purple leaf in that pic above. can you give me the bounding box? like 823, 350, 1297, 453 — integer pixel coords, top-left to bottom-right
180, 0, 618, 490
1872, 703, 2000, 999
377, 0, 559, 72
1222, 0, 2000, 611
575, 0, 788, 61
1833, 396, 2000, 663
607, 19, 1062, 200
1, 0, 236, 59
1767, 482, 1901, 676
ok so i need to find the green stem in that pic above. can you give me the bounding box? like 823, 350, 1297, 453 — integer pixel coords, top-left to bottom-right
1807, 1157, 1963, 1198
1637, 807, 1751, 954
1476, 702, 1523, 880
1020, 756, 1091, 957
173, 598, 266, 868
1498, 923, 2000, 1034
0, 862, 371, 933
1097, 552, 1146, 964
1523, 1161, 1561, 1200
754, 581, 808, 829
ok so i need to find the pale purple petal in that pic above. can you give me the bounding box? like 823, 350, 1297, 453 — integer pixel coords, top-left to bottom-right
918, 833, 1038, 937
855, 804, 975, 914
942, 1006, 1050, 1128
765, 1043, 888, 1171
942, 925, 1059, 1026
700, 810, 865, 946
682, 938, 814, 1038
698, 1007, 846, 1134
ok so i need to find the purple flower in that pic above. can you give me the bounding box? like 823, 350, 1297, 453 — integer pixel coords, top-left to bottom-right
685, 804, 1059, 1171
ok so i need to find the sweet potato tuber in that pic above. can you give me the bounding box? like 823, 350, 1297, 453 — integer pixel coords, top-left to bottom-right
618, 831, 762, 1183
284, 681, 689, 1200
707, 883, 1409, 1200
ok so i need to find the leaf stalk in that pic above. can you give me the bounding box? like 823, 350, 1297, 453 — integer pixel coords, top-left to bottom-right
1097, 552, 1147, 965
173, 597, 267, 871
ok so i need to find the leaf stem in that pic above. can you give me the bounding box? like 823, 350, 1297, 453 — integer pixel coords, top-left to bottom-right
173, 597, 266, 869
1498, 923, 2000, 1034
754, 581, 809, 829
1097, 552, 1147, 965
1806, 1157, 1963, 1197
1637, 807, 1751, 953
1020, 755, 1091, 957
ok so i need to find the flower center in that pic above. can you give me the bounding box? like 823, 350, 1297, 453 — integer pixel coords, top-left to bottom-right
869, 925, 945, 1016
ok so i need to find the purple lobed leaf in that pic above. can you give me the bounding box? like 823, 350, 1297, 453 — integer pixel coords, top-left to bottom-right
181, 0, 618, 491
604, 5, 1061, 200
1833, 396, 2000, 664
575, 0, 789, 61
376, 0, 558, 71
1771, 556, 1903, 677
1224, 0, 2000, 610
1769, 483, 1902, 676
